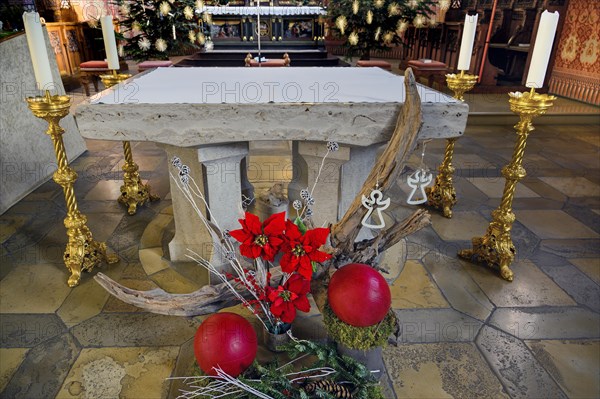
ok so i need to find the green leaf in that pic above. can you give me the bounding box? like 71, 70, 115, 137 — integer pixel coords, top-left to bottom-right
312, 261, 319, 272
294, 217, 308, 235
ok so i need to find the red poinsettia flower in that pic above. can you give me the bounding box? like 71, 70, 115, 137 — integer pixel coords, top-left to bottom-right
267, 274, 311, 323
229, 212, 285, 262
280, 221, 332, 280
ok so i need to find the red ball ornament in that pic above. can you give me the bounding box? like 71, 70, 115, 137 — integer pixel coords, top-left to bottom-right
193, 312, 257, 377
327, 263, 391, 327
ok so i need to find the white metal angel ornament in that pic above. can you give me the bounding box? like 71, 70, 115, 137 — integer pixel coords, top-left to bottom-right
407, 141, 433, 205
361, 185, 391, 229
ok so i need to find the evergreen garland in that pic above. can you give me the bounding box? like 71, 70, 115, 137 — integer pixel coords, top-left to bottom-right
327, 0, 437, 59
112, 0, 207, 60
179, 339, 386, 398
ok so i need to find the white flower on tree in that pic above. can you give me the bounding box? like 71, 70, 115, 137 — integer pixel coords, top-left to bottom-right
397, 19, 409, 33
159, 1, 171, 16
184, 5, 194, 20
155, 38, 168, 52
188, 30, 196, 43
335, 16, 347, 35
413, 14, 426, 28
138, 37, 151, 50
119, 3, 130, 16
132, 20, 141, 33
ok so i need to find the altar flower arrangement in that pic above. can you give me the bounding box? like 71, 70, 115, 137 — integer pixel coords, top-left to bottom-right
170, 141, 339, 336
225, 210, 331, 333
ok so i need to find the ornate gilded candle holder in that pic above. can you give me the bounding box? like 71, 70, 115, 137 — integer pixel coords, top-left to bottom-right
100, 70, 159, 215
459, 88, 556, 281
426, 70, 477, 218
27, 91, 119, 287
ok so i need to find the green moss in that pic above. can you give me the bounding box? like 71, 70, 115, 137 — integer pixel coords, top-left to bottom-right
366, 384, 386, 399
323, 302, 396, 351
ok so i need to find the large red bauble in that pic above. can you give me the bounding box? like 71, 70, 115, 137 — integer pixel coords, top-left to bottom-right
193, 312, 257, 377
327, 263, 391, 327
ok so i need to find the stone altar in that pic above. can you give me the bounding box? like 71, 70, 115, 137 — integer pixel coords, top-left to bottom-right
74, 67, 468, 262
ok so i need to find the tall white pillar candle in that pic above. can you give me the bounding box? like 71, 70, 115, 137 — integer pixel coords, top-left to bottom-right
100, 16, 120, 70
526, 10, 559, 89
457, 14, 478, 71
22, 12, 54, 91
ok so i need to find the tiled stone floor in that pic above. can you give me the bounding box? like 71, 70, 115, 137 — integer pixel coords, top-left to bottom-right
1, 102, 599, 397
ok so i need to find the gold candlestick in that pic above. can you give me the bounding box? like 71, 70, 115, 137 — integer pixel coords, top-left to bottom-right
459, 88, 555, 281
100, 70, 159, 215
426, 70, 478, 218
27, 91, 119, 287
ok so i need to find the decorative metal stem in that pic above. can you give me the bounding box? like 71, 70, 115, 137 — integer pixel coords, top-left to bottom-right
426, 70, 477, 218
26, 91, 118, 287
100, 70, 159, 215
458, 88, 555, 281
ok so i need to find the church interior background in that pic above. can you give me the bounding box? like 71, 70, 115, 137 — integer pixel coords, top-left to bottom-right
0, 0, 599, 398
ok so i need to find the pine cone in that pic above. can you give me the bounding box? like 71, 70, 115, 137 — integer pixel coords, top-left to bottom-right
305, 380, 353, 398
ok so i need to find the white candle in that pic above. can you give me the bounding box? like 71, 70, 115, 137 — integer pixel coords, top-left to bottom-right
100, 16, 120, 70
457, 14, 478, 71
22, 12, 54, 91
172, 24, 176, 40
526, 10, 559, 89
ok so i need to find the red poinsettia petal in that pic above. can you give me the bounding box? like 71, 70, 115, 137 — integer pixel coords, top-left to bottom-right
293, 295, 311, 313
229, 228, 251, 244
279, 303, 297, 324
269, 236, 284, 248
306, 227, 330, 247
280, 253, 296, 274
239, 243, 256, 259
261, 248, 276, 262
284, 220, 302, 241
268, 286, 283, 303
263, 212, 286, 236
309, 249, 332, 263
270, 299, 285, 317
251, 244, 262, 259
297, 257, 314, 280
245, 212, 263, 235
286, 274, 308, 295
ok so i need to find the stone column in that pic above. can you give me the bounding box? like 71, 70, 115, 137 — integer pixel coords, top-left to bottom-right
289, 141, 350, 227
161, 144, 214, 263
338, 143, 385, 219
198, 142, 249, 232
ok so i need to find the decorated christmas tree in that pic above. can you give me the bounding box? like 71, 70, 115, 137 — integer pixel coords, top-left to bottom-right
112, 0, 208, 61
327, 0, 438, 59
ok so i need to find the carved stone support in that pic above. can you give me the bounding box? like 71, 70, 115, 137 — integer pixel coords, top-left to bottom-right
288, 141, 351, 227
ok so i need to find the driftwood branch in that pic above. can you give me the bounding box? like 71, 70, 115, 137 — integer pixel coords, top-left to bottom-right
350, 208, 430, 265
330, 68, 427, 264
94, 272, 252, 316
96, 68, 429, 316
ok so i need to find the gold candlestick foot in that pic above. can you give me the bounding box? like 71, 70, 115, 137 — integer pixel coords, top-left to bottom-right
27, 91, 119, 287
426, 71, 477, 218
459, 88, 555, 281
119, 141, 160, 215
100, 71, 160, 215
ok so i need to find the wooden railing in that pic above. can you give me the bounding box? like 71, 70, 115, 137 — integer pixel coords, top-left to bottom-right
327, 22, 488, 76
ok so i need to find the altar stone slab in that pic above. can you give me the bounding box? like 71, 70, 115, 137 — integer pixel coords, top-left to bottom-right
74, 67, 468, 146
